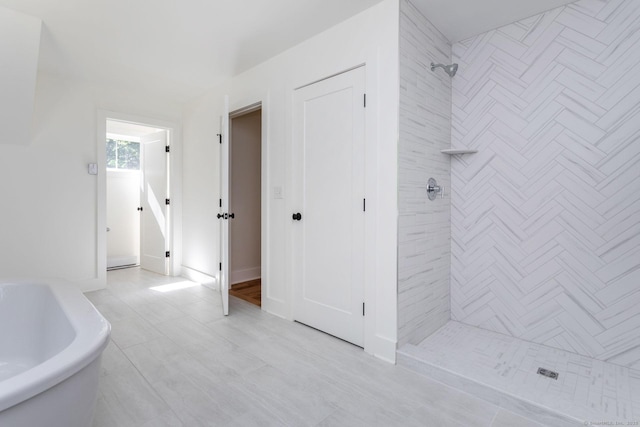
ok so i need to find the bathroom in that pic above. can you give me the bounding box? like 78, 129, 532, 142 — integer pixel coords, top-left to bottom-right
0, 0, 638, 425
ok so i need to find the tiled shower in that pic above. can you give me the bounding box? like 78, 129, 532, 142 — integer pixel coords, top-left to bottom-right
397, 0, 640, 424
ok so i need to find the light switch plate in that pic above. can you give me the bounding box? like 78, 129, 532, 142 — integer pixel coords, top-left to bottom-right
88, 163, 98, 175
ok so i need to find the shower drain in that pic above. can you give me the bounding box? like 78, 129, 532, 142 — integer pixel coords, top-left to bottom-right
537, 367, 559, 380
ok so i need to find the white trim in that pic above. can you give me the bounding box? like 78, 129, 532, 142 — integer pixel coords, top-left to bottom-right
107, 132, 141, 142
77, 278, 106, 293
107, 168, 140, 175
230, 267, 261, 285
96, 113, 108, 288
181, 266, 218, 291
363, 60, 377, 359
294, 63, 365, 90
260, 95, 280, 312
227, 96, 277, 315
229, 102, 262, 119
107, 256, 138, 269
371, 335, 397, 364
97, 110, 183, 288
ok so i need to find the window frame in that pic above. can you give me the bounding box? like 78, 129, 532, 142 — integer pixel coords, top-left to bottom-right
106, 137, 141, 172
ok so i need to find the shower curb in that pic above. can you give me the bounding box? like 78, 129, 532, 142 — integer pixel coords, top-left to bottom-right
397, 347, 583, 427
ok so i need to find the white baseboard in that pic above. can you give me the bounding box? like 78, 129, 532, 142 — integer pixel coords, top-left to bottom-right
77, 277, 107, 293
107, 255, 138, 269
230, 266, 261, 285
181, 266, 218, 291
368, 335, 397, 364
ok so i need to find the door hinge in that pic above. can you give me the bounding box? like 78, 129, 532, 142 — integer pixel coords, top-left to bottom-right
362, 302, 365, 316
217, 133, 222, 144
165, 251, 170, 258
219, 262, 222, 271
363, 94, 366, 108
363, 198, 366, 212
165, 198, 170, 205
165, 145, 170, 153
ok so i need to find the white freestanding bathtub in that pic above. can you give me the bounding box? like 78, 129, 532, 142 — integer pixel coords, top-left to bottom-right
0, 280, 110, 427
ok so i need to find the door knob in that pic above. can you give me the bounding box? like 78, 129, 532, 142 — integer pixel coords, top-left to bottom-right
292, 213, 302, 221
216, 212, 236, 220
137, 207, 143, 211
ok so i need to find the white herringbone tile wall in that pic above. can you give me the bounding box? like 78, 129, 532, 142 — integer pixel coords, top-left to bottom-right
398, 0, 452, 347
451, 0, 640, 367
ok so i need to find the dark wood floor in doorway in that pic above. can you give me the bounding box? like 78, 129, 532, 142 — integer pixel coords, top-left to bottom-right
230, 279, 261, 307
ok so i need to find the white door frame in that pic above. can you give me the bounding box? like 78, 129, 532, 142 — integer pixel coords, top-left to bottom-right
283, 64, 394, 360
96, 110, 183, 287
221, 99, 268, 311
220, 96, 230, 315
228, 103, 263, 289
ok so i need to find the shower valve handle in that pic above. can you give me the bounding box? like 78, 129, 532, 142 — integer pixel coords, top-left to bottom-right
427, 185, 445, 198
427, 178, 445, 200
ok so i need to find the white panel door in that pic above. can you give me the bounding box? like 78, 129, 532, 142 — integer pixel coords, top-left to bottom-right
140, 130, 168, 275
292, 67, 366, 347
220, 95, 230, 316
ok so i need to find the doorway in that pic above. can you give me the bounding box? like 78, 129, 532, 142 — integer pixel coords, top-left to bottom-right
228, 108, 262, 307
105, 119, 170, 275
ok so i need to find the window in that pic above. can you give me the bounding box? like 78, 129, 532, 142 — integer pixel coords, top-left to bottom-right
107, 139, 140, 170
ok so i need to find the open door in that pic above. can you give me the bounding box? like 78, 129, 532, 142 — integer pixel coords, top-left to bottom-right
220, 96, 230, 315
140, 130, 169, 275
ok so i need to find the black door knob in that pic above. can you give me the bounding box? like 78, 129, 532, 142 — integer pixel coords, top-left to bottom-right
137, 207, 143, 211
229, 213, 235, 219
292, 213, 302, 221
217, 213, 223, 219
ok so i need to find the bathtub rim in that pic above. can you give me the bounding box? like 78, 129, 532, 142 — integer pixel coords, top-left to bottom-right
0, 278, 111, 413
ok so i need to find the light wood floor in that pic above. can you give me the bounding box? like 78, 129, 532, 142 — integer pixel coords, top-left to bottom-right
87, 268, 547, 427
229, 278, 261, 307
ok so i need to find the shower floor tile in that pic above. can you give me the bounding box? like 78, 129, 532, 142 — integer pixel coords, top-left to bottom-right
398, 321, 640, 426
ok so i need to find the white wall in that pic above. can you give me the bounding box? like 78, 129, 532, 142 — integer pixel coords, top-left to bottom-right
397, 0, 452, 347
0, 72, 183, 291
107, 170, 140, 267
230, 110, 261, 284
450, 0, 640, 368
182, 0, 400, 362
0, 7, 41, 145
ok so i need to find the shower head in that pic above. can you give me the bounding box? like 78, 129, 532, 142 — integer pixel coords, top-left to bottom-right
430, 62, 458, 77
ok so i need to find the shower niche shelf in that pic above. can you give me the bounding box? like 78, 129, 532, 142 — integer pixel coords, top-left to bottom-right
440, 148, 478, 155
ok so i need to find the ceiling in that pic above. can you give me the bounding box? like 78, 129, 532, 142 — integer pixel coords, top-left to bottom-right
0, 0, 577, 104
413, 0, 577, 43
0, 0, 384, 103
